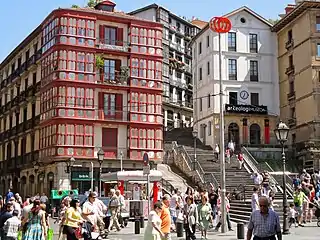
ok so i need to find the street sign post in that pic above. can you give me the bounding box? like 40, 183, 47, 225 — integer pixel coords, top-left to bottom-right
209, 16, 232, 234
143, 152, 151, 215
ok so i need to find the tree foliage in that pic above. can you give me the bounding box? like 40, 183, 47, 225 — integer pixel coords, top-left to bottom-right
87, 0, 97, 8
268, 18, 280, 25
71, 4, 79, 8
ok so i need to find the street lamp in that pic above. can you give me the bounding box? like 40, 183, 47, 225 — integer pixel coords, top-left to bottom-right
65, 156, 75, 174
97, 148, 104, 197
65, 156, 75, 190
33, 161, 40, 174
274, 121, 290, 235
120, 151, 124, 171
192, 130, 198, 171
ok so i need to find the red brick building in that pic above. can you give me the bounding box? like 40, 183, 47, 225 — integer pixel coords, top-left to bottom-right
0, 0, 163, 195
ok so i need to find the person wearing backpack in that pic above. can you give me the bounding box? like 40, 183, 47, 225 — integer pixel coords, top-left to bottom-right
107, 189, 121, 232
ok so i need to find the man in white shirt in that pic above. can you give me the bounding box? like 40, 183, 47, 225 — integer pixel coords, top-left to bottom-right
251, 187, 259, 212
9, 198, 21, 218
170, 189, 179, 224
82, 192, 98, 230
3, 210, 20, 240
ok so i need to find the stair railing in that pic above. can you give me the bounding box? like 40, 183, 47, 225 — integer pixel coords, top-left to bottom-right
172, 141, 219, 189
242, 147, 294, 198
264, 162, 294, 198
181, 145, 205, 183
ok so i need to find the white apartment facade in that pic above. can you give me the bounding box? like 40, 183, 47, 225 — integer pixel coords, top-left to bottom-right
191, 7, 279, 149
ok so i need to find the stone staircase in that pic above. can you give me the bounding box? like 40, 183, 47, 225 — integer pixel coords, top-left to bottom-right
164, 128, 298, 224
229, 199, 292, 223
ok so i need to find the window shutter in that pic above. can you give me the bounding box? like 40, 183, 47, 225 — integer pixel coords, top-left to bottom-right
115, 94, 123, 120
115, 60, 121, 78
98, 92, 104, 109
116, 28, 124, 46
99, 25, 104, 43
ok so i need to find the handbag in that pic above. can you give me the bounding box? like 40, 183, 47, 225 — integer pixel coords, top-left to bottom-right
75, 226, 82, 239
47, 228, 54, 240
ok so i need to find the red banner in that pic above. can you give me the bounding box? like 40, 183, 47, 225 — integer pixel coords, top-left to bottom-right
118, 180, 124, 195
264, 119, 270, 144
153, 182, 159, 204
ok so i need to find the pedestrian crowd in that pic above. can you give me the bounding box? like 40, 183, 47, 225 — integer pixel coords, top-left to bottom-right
144, 185, 233, 240
56, 189, 125, 240
291, 169, 320, 227
0, 189, 51, 240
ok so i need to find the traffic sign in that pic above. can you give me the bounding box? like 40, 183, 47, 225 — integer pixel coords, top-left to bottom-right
143, 165, 150, 175
143, 152, 149, 166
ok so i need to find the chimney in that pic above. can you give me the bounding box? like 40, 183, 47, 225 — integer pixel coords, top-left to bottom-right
285, 4, 295, 14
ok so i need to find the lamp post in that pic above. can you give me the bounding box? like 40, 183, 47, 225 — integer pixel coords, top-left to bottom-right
120, 151, 124, 171
33, 161, 40, 174
274, 121, 290, 235
192, 130, 198, 171
65, 156, 75, 190
97, 149, 104, 197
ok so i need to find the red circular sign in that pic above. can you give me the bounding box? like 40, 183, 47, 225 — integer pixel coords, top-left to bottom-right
209, 17, 232, 33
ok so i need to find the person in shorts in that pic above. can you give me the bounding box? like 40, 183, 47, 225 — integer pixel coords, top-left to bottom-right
293, 187, 305, 227
288, 203, 298, 228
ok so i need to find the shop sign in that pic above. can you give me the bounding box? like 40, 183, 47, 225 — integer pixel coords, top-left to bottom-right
225, 104, 268, 115
72, 172, 95, 181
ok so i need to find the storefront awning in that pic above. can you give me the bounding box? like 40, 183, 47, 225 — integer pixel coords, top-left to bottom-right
101, 170, 162, 182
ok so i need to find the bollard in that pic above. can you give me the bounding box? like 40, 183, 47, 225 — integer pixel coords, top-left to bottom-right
134, 219, 140, 234
237, 223, 245, 240
176, 221, 184, 238
140, 215, 145, 228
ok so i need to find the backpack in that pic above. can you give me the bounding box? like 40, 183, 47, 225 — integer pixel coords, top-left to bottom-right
109, 196, 119, 207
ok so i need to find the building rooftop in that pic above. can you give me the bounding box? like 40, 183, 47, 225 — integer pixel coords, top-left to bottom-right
128, 3, 199, 28
272, 0, 320, 32
0, 5, 162, 71
189, 6, 273, 45
191, 19, 208, 29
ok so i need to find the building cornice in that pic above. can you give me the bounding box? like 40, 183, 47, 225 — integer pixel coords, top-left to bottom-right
271, 1, 320, 32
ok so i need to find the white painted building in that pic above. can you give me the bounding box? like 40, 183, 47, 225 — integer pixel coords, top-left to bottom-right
191, 7, 279, 149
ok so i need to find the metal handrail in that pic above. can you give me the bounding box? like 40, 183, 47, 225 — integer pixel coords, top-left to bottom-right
242, 147, 293, 198
181, 146, 204, 183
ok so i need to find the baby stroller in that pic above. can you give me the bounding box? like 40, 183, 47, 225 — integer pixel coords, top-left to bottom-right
314, 200, 320, 227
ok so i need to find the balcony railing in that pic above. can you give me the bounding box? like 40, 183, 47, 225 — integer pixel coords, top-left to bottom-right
288, 117, 297, 127
96, 39, 130, 52
285, 65, 295, 75
285, 39, 294, 50
287, 91, 296, 101
96, 110, 126, 122
98, 67, 129, 86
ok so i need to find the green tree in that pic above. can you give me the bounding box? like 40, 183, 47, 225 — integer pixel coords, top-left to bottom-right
268, 18, 280, 25
71, 4, 79, 8
87, 0, 97, 8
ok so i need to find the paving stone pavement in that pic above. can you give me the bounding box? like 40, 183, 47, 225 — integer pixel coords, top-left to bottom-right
50, 219, 320, 240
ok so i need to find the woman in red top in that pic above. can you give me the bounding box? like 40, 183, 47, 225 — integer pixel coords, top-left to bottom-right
308, 185, 315, 222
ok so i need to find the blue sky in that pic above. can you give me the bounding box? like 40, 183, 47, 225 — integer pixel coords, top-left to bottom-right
0, 0, 293, 62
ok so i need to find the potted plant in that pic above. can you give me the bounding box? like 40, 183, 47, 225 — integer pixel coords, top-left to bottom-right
96, 55, 104, 70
